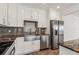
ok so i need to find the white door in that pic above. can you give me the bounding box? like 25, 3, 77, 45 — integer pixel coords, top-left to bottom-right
15, 37, 24, 55
32, 40, 40, 52
8, 4, 17, 26
31, 9, 39, 21
24, 41, 32, 54
38, 10, 47, 27
17, 6, 24, 27
24, 7, 32, 20
0, 4, 7, 25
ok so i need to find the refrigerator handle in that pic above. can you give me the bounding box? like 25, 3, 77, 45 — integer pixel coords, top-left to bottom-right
55, 30, 58, 35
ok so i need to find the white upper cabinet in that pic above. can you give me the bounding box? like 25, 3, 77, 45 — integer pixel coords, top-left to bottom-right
23, 7, 39, 21
8, 4, 18, 26
17, 6, 24, 27
0, 4, 47, 27
0, 4, 7, 25
24, 7, 32, 20
38, 10, 47, 27
49, 9, 61, 20
31, 9, 39, 20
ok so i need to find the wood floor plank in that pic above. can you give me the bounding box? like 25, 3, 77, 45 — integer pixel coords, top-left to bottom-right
32, 49, 59, 55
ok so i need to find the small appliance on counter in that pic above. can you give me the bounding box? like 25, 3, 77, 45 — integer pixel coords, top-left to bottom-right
36, 27, 46, 35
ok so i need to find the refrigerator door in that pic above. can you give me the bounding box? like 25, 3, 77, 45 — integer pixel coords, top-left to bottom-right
58, 21, 64, 44
51, 20, 59, 49
50, 20, 64, 49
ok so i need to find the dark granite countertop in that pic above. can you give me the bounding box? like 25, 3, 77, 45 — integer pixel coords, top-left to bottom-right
59, 39, 79, 53
0, 34, 24, 43
0, 40, 14, 43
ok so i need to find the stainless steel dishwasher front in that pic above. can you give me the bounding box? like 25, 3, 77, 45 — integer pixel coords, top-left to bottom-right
40, 35, 49, 49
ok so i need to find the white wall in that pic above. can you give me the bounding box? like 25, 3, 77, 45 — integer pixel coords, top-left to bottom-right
64, 15, 79, 41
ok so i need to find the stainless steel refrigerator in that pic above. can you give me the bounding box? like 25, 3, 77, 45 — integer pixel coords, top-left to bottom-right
50, 20, 64, 49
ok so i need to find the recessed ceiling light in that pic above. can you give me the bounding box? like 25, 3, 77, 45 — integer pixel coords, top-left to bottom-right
57, 6, 60, 8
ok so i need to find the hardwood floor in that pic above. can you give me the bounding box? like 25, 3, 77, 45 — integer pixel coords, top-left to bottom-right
32, 49, 59, 55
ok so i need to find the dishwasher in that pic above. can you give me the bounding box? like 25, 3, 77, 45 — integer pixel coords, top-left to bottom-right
40, 35, 49, 50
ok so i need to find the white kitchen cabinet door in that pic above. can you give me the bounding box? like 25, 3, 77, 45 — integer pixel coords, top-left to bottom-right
24, 7, 32, 20
24, 41, 32, 54
32, 40, 40, 52
0, 4, 7, 25
31, 9, 39, 20
24, 40, 40, 54
8, 4, 18, 26
17, 6, 24, 27
38, 10, 47, 27
49, 9, 60, 20
15, 37, 24, 55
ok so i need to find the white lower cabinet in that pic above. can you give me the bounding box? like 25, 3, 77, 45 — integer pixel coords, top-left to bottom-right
24, 41, 32, 54
32, 40, 40, 52
24, 40, 40, 54
15, 37, 40, 55
15, 37, 24, 55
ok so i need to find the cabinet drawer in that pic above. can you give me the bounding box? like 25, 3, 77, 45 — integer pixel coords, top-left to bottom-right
32, 40, 40, 51
24, 41, 32, 54
24, 40, 40, 54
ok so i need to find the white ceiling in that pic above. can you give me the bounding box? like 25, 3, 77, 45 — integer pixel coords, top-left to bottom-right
20, 3, 79, 11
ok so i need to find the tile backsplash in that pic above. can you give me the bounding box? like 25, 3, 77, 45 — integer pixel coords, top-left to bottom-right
0, 27, 16, 35
0, 27, 24, 36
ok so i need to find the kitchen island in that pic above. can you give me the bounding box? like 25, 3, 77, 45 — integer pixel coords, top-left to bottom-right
59, 39, 79, 55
